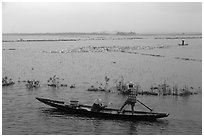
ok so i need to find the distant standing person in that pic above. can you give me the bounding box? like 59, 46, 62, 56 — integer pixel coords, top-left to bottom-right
119, 82, 138, 115
182, 39, 185, 45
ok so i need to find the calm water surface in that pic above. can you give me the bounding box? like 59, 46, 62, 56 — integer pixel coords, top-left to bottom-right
2, 84, 202, 135
2, 34, 202, 134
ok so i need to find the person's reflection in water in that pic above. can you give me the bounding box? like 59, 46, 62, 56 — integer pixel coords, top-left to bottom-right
92, 119, 102, 134
127, 121, 138, 135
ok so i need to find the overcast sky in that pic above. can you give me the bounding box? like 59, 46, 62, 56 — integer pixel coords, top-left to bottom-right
2, 2, 202, 33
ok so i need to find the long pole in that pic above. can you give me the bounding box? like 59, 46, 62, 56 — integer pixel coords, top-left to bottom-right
136, 99, 153, 112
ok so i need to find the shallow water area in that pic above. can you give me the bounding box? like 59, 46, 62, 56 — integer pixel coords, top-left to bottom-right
2, 34, 202, 134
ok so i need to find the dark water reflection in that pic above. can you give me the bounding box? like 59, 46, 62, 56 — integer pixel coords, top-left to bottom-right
38, 107, 172, 135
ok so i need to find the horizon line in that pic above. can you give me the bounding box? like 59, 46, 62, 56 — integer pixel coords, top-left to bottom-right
2, 31, 202, 35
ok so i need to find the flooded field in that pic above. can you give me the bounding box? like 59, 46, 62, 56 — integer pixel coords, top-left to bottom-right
2, 33, 202, 134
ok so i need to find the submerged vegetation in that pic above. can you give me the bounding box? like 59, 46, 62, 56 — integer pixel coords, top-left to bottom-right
41, 45, 201, 62
2, 75, 201, 97
2, 76, 15, 86
25, 80, 40, 88
115, 78, 201, 96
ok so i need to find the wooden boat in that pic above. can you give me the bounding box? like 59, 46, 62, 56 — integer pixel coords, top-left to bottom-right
36, 97, 169, 121
178, 43, 188, 46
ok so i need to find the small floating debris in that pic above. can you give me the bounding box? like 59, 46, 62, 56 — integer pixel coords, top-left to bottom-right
42, 45, 170, 55
2, 48, 17, 51
2, 76, 15, 86
140, 53, 165, 57
175, 57, 201, 62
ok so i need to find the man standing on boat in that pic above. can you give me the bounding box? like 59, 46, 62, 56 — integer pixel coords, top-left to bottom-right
119, 82, 138, 115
